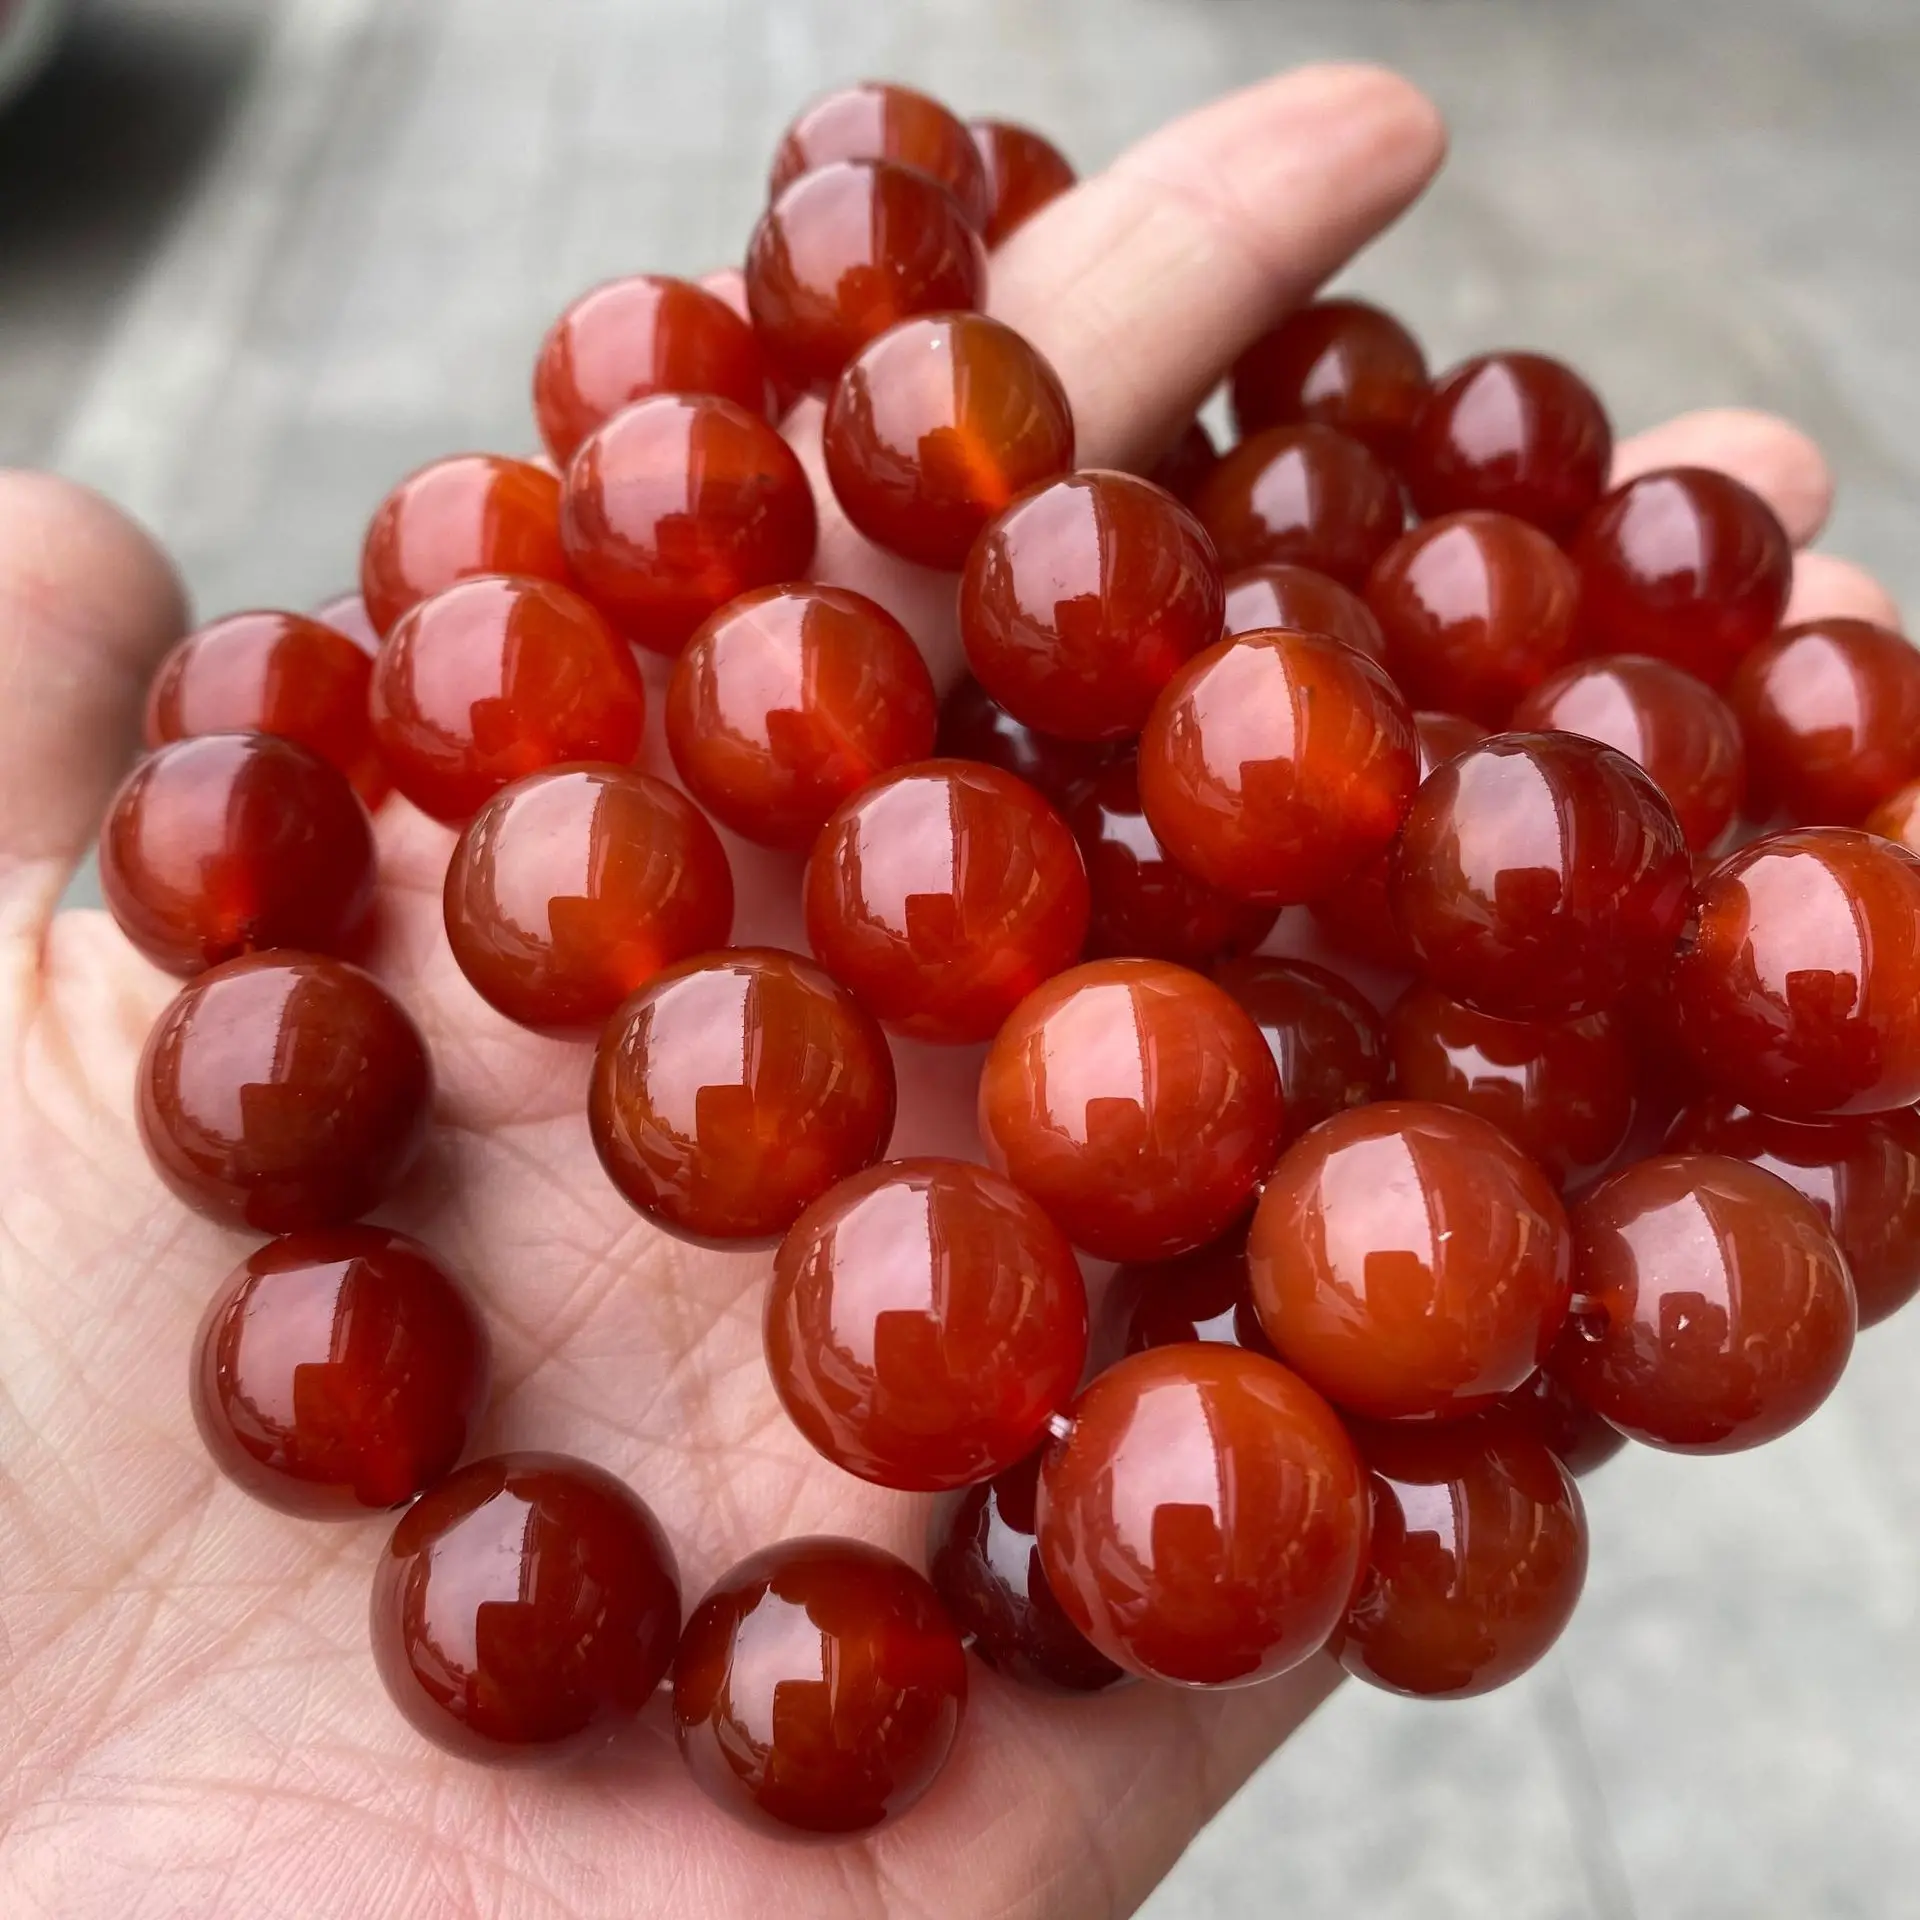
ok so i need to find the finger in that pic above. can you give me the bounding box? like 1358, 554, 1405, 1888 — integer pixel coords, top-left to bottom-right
1610, 406, 1832, 546
1785, 551, 1905, 630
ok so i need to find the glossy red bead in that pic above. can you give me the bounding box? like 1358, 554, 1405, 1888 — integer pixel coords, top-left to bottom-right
666, 583, 937, 849
1213, 955, 1391, 1144
1553, 1153, 1856, 1451
1037, 1344, 1368, 1686
192, 1227, 489, 1517
1230, 298, 1429, 461
1403, 352, 1612, 539
1222, 561, 1386, 658
933, 672, 1115, 807
1138, 628, 1420, 904
766, 1158, 1088, 1490
824, 313, 1074, 568
959, 470, 1224, 743
770, 81, 991, 229
1147, 418, 1220, 505
969, 118, 1076, 245
1391, 730, 1694, 1019
372, 1452, 680, 1764
978, 958, 1283, 1261
673, 1537, 967, 1837
101, 735, 375, 978
560, 392, 818, 654
590, 947, 896, 1243
1104, 1227, 1276, 1360
1571, 466, 1793, 686
369, 574, 645, 823
745, 160, 987, 395
138, 953, 432, 1232
1491, 1369, 1628, 1476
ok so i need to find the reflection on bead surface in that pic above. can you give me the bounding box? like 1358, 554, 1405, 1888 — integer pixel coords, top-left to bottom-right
969, 118, 1076, 245
934, 673, 1115, 806
193, 1227, 489, 1517
979, 958, 1283, 1261
674, 1537, 967, 1838
1214, 956, 1390, 1145
138, 953, 432, 1232
1222, 562, 1385, 657
1105, 1228, 1275, 1359
1037, 1344, 1367, 1686
770, 81, 991, 228
1230, 298, 1429, 459
1492, 1369, 1628, 1476
372, 1452, 680, 1764
1866, 778, 1920, 852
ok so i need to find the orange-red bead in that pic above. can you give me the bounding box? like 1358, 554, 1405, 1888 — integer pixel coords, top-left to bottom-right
1213, 955, 1391, 1145
969, 119, 1076, 245
1222, 562, 1386, 658
1492, 1369, 1628, 1477
1230, 298, 1429, 461
770, 81, 991, 229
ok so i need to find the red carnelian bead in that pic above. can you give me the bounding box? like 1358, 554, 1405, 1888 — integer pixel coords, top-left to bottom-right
1386, 982, 1638, 1191
1866, 778, 1920, 851
309, 590, 379, 654
666, 583, 936, 849
1513, 652, 1746, 850
590, 947, 895, 1244
1105, 1228, 1276, 1360
1250, 1101, 1573, 1420
978, 958, 1283, 1261
1147, 418, 1220, 505
766, 1158, 1088, 1491
1667, 1095, 1920, 1329
1571, 467, 1792, 686
1138, 629, 1420, 904
1391, 730, 1694, 1019
927, 1450, 1128, 1693
1729, 619, 1920, 825
1335, 1416, 1587, 1699
192, 1227, 489, 1517
770, 82, 991, 230
1402, 352, 1612, 539
146, 610, 387, 807
1553, 1153, 1856, 1451
1230, 299, 1430, 461
372, 1452, 680, 1764
138, 953, 432, 1232
1669, 829, 1920, 1117
745, 161, 987, 395
1365, 511, 1580, 725
674, 1537, 967, 1837
369, 575, 645, 824
1194, 424, 1404, 587
1222, 562, 1386, 658
561, 393, 818, 654
1063, 756, 1278, 969
959, 470, 1223, 742
1213, 955, 1390, 1144
532, 275, 767, 466
824, 314, 1074, 569
1037, 1344, 1368, 1686
969, 119, 1076, 245
444, 766, 734, 1033
935, 673, 1115, 806
101, 735, 375, 977
360, 453, 568, 640
1492, 1369, 1628, 1476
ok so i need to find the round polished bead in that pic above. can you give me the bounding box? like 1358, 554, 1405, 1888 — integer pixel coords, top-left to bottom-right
1365, 510, 1580, 725
561, 392, 818, 654
369, 575, 645, 824
770, 81, 991, 229
1335, 1416, 1587, 1699
804, 760, 1090, 1044
673, 1537, 967, 1838
666, 583, 936, 849
1138, 628, 1420, 904
1571, 467, 1793, 686
590, 947, 896, 1243
1250, 1101, 1573, 1420
1147, 418, 1220, 506
1512, 652, 1746, 850
969, 118, 1076, 245
745, 160, 987, 395
444, 766, 734, 1032
101, 735, 375, 977
372, 1452, 680, 1764
766, 1158, 1088, 1490
1553, 1153, 1856, 1451
1491, 1369, 1628, 1476
360, 453, 568, 640
1213, 955, 1390, 1145
1866, 778, 1920, 851
532, 274, 767, 466
1669, 828, 1920, 1117
1402, 352, 1612, 539
138, 953, 432, 1232
1391, 730, 1694, 1019
934, 673, 1115, 807
927, 1450, 1127, 1692
145, 610, 387, 806
1105, 1227, 1275, 1359
192, 1227, 489, 1517
978, 958, 1283, 1261
1037, 1344, 1368, 1686
1230, 298, 1429, 460
959, 470, 1224, 742
1222, 561, 1386, 658
1386, 983, 1638, 1191
1194, 423, 1404, 587
308, 590, 380, 654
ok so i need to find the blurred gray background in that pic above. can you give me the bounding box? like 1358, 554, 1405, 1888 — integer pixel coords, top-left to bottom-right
3, 1, 1917, 1916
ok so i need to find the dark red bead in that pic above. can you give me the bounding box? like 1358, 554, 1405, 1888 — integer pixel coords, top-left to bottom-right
1146, 418, 1220, 506
969, 118, 1076, 245
1105, 1227, 1276, 1360
1213, 955, 1391, 1144
1222, 561, 1386, 658
1230, 298, 1429, 461
933, 672, 1115, 807
1491, 1369, 1628, 1476
771, 82, 991, 229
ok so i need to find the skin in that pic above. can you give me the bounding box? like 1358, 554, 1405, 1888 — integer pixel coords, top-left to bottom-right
0, 63, 1900, 1920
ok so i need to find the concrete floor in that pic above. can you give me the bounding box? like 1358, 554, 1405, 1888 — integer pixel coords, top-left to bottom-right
3, 1, 1918, 1916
